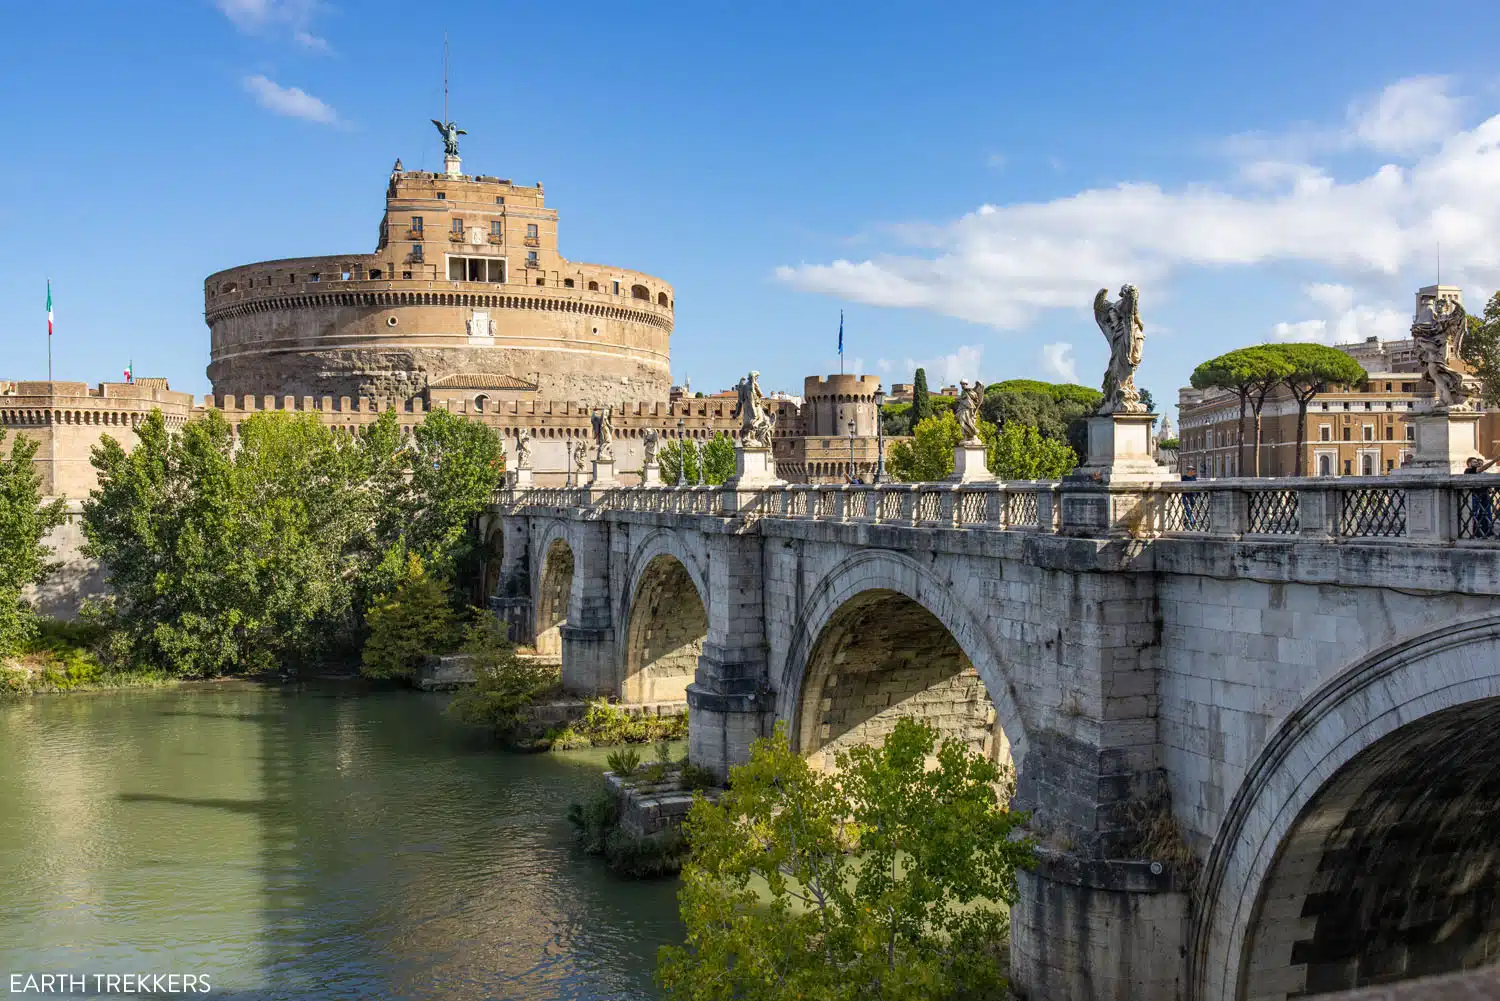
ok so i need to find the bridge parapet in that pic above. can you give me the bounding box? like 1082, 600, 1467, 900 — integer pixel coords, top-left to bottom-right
494, 473, 1500, 546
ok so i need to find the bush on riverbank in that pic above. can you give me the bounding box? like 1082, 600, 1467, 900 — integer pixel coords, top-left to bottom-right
1, 619, 173, 695
447, 616, 560, 729
657, 718, 1034, 1001
567, 789, 687, 878
545, 699, 688, 750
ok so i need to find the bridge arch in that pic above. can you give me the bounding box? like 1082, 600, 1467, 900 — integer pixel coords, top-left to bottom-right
1191, 613, 1500, 1001
617, 530, 709, 704
778, 550, 1027, 774
530, 520, 575, 656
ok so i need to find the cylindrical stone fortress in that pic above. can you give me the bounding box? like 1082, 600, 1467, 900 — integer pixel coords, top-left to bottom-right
205, 160, 673, 405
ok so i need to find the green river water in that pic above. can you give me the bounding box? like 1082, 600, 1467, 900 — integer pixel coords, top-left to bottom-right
0, 684, 683, 999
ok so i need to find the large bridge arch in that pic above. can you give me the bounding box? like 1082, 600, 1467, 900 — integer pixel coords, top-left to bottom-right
1191, 613, 1500, 1001
530, 519, 576, 657
777, 550, 1028, 774
617, 529, 710, 704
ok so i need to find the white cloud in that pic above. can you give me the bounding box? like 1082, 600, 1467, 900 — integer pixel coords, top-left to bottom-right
216, 0, 328, 50
243, 74, 338, 124
1040, 342, 1079, 383
900, 344, 984, 388
875, 358, 894, 374
1350, 76, 1461, 154
1271, 283, 1408, 345
778, 78, 1500, 332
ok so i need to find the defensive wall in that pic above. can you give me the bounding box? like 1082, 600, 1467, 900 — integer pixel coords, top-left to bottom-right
487, 473, 1500, 1001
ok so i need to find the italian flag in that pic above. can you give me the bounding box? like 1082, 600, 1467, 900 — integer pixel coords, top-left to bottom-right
46, 279, 53, 336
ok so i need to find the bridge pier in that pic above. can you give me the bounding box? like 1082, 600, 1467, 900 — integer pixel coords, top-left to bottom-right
687, 534, 772, 778
490, 517, 534, 645
560, 521, 615, 695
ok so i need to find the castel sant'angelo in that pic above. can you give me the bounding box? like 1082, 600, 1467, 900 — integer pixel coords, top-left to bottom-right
2, 124, 885, 497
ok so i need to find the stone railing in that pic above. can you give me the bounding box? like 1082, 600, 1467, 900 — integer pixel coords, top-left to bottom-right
495, 474, 1500, 545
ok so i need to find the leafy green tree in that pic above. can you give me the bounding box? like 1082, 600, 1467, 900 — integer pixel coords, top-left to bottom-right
361, 553, 461, 679
404, 408, 506, 578
1190, 346, 1294, 476
880, 402, 913, 437
0, 430, 67, 656
83, 409, 360, 676
658, 719, 1032, 1001
988, 422, 1077, 480
659, 433, 735, 486
981, 380, 1102, 458
889, 412, 986, 482
1464, 291, 1500, 407
911, 368, 933, 425
1269, 344, 1367, 476
1138, 387, 1156, 414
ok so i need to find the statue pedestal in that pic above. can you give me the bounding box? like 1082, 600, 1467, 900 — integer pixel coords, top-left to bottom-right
726, 446, 783, 486
1391, 410, 1482, 475
444, 154, 462, 177
949, 442, 996, 483
512, 467, 534, 489
1071, 413, 1175, 485
590, 458, 617, 485
642, 461, 662, 486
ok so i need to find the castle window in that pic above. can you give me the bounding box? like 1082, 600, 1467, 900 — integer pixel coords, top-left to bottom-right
1319, 425, 1331, 442
536, 278, 545, 286
474, 394, 488, 412
411, 245, 424, 263
452, 218, 464, 234
410, 216, 423, 233
631, 284, 650, 300
658, 292, 669, 306
527, 251, 539, 267
564, 278, 575, 288
1344, 459, 1352, 475
436, 192, 446, 200
402, 271, 412, 280
1362, 424, 1374, 441
490, 220, 502, 237
1342, 427, 1351, 441
1320, 401, 1328, 411
588, 281, 599, 291
1406, 425, 1415, 441
495, 196, 504, 204
1385, 425, 1394, 440
448, 255, 505, 283
612, 281, 620, 295
526, 223, 538, 239
1402, 382, 1416, 392
369, 269, 382, 280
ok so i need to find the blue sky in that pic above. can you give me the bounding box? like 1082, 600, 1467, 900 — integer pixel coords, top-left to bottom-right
5, 2, 1500, 416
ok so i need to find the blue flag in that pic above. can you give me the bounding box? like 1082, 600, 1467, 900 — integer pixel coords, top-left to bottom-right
838, 310, 844, 355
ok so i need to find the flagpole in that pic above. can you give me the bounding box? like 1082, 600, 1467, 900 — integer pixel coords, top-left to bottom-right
46, 277, 52, 384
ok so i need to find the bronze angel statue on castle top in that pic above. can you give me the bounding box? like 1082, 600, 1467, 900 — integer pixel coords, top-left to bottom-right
431, 119, 466, 157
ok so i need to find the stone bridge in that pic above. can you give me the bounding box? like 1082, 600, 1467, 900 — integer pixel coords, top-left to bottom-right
481, 473, 1500, 1001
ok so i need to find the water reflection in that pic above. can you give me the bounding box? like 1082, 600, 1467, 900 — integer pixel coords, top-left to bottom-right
0, 685, 681, 1000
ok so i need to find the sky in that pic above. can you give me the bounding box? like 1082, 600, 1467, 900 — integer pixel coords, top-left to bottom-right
5, 2, 1500, 415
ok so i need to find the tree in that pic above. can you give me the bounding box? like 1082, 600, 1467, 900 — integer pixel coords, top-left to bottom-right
1138, 387, 1156, 414
988, 422, 1077, 480
911, 368, 933, 425
447, 613, 559, 729
657, 719, 1033, 1001
660, 433, 735, 486
1270, 344, 1367, 476
83, 409, 360, 676
1464, 291, 1500, 407
1190, 347, 1294, 477
0, 430, 67, 656
361, 552, 461, 679
888, 412, 985, 482
980, 380, 1102, 458
404, 408, 506, 579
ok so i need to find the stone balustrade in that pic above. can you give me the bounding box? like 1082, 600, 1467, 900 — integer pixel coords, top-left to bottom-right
494, 473, 1500, 545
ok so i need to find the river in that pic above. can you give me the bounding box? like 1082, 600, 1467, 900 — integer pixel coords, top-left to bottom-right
0, 684, 683, 999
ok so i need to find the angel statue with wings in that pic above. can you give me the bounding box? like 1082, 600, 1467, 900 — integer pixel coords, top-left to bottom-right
1411, 294, 1469, 410
1094, 284, 1146, 414
732, 371, 777, 448
592, 406, 616, 461
953, 381, 984, 444
431, 119, 466, 157
514, 428, 533, 469
642, 428, 660, 466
